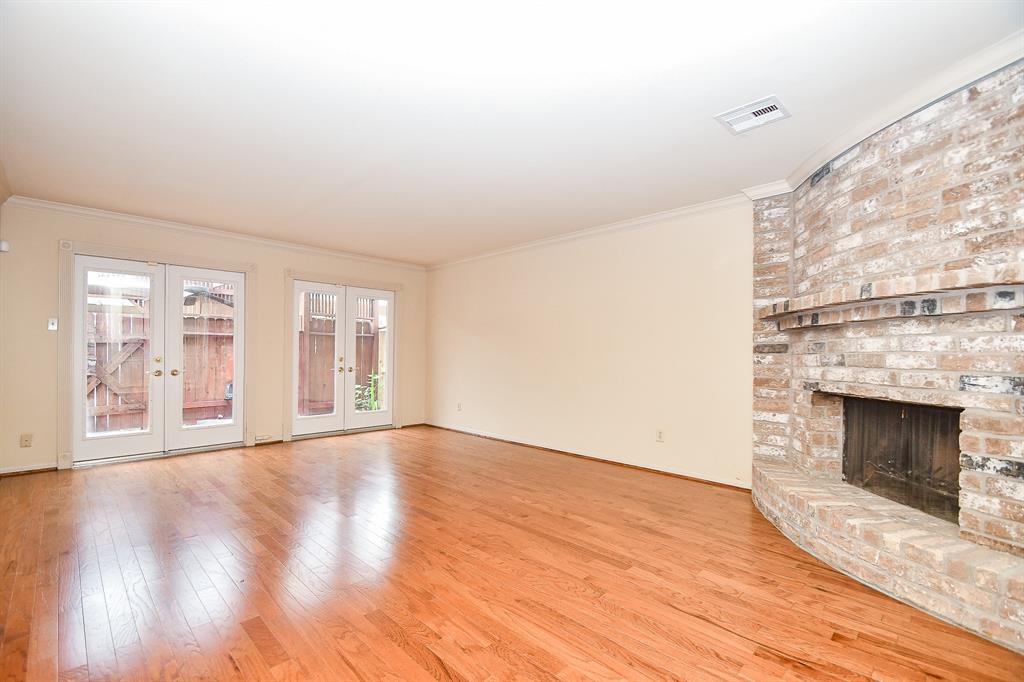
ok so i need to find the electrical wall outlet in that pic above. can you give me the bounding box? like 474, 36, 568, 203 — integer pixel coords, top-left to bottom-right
457, 402, 462, 412
655, 429, 664, 443
19, 433, 33, 448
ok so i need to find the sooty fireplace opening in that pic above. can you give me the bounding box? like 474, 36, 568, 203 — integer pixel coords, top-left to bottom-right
842, 396, 962, 523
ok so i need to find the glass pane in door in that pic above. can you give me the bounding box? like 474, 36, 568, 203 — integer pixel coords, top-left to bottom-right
180, 279, 236, 427
298, 291, 337, 416
84, 270, 152, 436
354, 296, 388, 412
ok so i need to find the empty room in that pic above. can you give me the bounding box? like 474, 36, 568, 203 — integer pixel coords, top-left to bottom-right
1, 1, 1023, 679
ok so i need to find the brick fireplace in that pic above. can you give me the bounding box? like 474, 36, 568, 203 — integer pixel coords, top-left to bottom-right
751, 60, 1024, 651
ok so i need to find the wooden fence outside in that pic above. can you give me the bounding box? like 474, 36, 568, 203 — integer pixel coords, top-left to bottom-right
296, 293, 387, 416
86, 284, 385, 434
85, 282, 236, 434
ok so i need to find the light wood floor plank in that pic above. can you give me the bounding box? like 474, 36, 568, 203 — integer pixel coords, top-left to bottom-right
0, 425, 1022, 680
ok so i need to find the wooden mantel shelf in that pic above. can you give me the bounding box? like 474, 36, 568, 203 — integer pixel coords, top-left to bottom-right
757, 262, 1024, 321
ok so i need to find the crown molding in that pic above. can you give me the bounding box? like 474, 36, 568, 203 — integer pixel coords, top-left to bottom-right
3, 195, 427, 271
428, 193, 751, 271
785, 31, 1024, 190
741, 180, 793, 201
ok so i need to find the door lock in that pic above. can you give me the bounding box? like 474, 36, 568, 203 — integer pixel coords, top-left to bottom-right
152, 369, 164, 377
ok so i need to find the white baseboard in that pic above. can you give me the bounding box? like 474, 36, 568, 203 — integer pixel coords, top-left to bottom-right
0, 461, 58, 476
426, 421, 752, 490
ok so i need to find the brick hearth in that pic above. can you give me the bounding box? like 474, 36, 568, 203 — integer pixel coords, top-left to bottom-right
751, 60, 1024, 650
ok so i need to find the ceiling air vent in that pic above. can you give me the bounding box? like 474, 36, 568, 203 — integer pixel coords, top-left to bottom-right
715, 95, 790, 134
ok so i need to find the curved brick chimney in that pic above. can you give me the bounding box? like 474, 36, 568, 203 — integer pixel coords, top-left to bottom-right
751, 60, 1024, 651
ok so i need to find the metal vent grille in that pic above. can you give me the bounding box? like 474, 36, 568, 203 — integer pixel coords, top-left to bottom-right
715, 96, 790, 134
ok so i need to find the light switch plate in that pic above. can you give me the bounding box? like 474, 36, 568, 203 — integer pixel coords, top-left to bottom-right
47, 318, 58, 331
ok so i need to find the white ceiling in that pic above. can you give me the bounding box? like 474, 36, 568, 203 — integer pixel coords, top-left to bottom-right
1, 1, 1021, 266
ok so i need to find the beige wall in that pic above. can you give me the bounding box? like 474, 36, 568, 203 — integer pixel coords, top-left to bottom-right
426, 197, 755, 488
1, 194, 752, 485
0, 199, 427, 473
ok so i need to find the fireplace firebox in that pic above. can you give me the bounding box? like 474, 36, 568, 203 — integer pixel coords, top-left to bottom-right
842, 396, 962, 523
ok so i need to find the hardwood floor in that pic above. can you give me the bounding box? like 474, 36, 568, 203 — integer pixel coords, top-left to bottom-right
1, 426, 1021, 681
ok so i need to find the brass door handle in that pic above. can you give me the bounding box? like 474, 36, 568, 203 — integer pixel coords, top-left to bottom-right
152, 369, 163, 377
170, 369, 180, 376
348, 367, 354, 373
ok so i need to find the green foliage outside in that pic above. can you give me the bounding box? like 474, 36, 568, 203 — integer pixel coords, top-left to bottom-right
355, 373, 381, 411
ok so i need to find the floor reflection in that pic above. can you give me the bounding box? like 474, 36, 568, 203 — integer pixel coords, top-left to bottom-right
5, 428, 1024, 680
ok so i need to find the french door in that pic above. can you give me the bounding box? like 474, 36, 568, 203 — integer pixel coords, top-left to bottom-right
72, 256, 245, 462
292, 281, 394, 436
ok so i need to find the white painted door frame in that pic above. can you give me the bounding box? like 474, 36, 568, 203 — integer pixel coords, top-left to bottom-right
164, 265, 246, 451
290, 281, 396, 437
72, 255, 167, 461
343, 286, 395, 430
291, 280, 346, 436
72, 255, 246, 462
